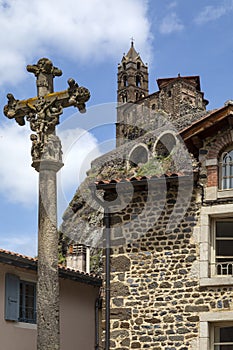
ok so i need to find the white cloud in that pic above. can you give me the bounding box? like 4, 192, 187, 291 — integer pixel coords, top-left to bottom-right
159, 12, 184, 34
0, 235, 37, 257
194, 1, 233, 25
0, 121, 101, 207
0, 122, 37, 206
58, 127, 102, 204
0, 0, 152, 87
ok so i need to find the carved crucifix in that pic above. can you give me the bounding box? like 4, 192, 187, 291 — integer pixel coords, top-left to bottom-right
4, 57, 90, 170
4, 58, 90, 350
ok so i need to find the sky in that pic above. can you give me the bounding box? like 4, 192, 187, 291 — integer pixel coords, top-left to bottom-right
0, 0, 233, 257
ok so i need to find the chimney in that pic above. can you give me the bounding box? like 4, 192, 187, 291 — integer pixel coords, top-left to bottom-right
66, 243, 90, 273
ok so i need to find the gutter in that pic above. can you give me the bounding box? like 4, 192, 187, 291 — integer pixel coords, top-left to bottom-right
0, 251, 102, 286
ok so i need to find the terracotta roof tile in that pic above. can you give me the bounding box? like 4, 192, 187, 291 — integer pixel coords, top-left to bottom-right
94, 172, 191, 186
0, 248, 37, 262
0, 248, 101, 282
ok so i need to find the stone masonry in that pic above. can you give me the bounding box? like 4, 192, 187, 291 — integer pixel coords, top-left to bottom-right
100, 173, 233, 350
61, 43, 233, 350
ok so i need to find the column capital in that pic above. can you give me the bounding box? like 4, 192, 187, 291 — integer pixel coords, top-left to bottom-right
32, 159, 64, 172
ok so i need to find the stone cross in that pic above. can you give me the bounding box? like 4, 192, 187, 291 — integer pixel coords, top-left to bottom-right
4, 58, 90, 350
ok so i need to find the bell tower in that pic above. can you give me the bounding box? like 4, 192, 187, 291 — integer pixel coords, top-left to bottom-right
117, 41, 149, 103
116, 41, 149, 147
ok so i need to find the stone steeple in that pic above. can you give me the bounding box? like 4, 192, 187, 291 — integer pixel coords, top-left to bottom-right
117, 41, 149, 103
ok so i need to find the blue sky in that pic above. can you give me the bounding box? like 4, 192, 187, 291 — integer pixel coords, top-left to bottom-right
0, 0, 233, 256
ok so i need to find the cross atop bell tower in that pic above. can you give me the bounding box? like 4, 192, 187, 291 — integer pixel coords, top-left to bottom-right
117, 40, 149, 103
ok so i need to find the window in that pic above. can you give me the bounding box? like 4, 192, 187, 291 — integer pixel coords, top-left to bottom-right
211, 220, 233, 276
136, 75, 141, 87
154, 133, 176, 158
19, 281, 36, 323
211, 324, 233, 349
123, 75, 128, 87
128, 144, 148, 167
5, 273, 36, 324
122, 93, 127, 103
219, 149, 233, 189
199, 204, 233, 286
200, 312, 233, 350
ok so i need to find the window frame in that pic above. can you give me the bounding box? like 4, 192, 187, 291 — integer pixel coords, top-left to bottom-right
219, 148, 233, 190
210, 322, 233, 349
210, 219, 233, 277
5, 273, 37, 324
200, 311, 233, 350
200, 204, 233, 287
19, 280, 37, 324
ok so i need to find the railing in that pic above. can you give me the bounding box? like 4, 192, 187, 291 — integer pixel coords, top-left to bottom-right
216, 261, 233, 275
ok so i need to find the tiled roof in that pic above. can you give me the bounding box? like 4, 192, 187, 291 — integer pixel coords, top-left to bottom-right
157, 75, 201, 91
94, 172, 193, 187
0, 248, 102, 286
0, 248, 37, 262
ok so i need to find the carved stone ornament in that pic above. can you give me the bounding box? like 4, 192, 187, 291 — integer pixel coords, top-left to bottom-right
67, 78, 90, 113
3, 58, 90, 167
27, 58, 62, 78
42, 134, 63, 162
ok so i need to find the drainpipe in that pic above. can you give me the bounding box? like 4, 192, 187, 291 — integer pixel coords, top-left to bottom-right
90, 185, 111, 350
103, 208, 111, 350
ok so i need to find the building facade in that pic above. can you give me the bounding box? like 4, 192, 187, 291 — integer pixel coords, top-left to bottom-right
62, 43, 233, 350
0, 249, 101, 350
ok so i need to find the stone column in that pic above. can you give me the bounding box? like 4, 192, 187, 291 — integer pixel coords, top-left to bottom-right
36, 159, 63, 350
3, 57, 90, 350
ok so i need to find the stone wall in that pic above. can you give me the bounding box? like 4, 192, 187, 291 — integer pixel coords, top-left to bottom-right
116, 78, 208, 147
102, 178, 233, 350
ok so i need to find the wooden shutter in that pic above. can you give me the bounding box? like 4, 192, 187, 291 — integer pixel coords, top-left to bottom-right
5, 273, 20, 321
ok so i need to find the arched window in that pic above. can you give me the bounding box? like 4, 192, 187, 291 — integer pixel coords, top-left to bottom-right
122, 93, 127, 103
137, 62, 141, 70
123, 75, 128, 87
136, 75, 141, 87
154, 133, 176, 157
219, 149, 233, 189
129, 144, 148, 167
